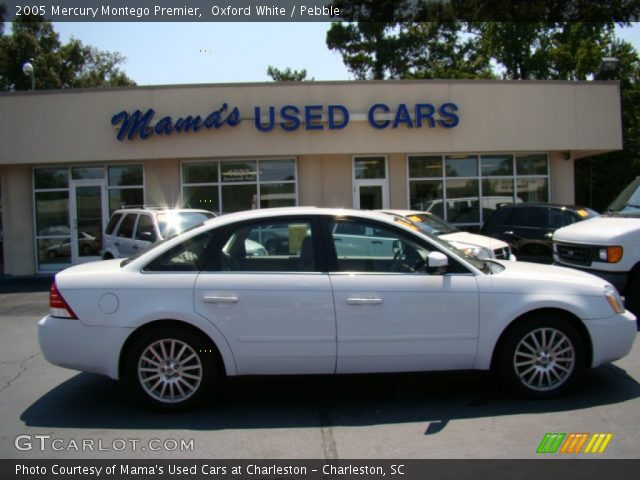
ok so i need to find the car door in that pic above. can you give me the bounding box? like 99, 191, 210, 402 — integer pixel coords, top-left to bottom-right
193, 217, 337, 375
114, 213, 138, 257
326, 217, 480, 374
133, 213, 158, 254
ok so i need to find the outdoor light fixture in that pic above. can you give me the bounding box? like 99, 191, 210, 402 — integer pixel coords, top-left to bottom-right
22, 61, 35, 91
600, 56, 620, 72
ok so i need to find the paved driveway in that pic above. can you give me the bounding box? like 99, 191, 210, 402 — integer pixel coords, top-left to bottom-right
0, 280, 639, 459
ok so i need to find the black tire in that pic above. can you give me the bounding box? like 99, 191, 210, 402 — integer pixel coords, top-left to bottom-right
80, 244, 92, 256
496, 316, 585, 398
102, 252, 114, 260
125, 326, 220, 412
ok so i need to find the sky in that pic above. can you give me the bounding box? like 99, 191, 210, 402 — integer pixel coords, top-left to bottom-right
50, 22, 640, 86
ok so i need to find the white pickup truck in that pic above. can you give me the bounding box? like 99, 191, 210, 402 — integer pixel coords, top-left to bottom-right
553, 177, 640, 316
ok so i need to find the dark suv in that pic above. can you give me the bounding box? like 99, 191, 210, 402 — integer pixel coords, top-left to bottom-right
481, 203, 598, 263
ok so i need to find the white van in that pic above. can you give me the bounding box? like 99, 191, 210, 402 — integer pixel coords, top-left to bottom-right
553, 177, 640, 316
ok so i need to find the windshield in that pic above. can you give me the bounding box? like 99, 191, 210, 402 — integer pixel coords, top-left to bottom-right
404, 213, 458, 236
157, 212, 215, 238
607, 177, 640, 216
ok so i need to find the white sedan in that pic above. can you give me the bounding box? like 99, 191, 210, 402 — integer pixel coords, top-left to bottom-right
39, 208, 637, 411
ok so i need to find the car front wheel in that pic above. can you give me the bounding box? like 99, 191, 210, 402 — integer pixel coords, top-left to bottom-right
126, 327, 220, 411
498, 317, 585, 397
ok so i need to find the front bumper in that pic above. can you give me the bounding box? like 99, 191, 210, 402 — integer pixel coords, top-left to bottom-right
38, 315, 132, 379
585, 310, 637, 367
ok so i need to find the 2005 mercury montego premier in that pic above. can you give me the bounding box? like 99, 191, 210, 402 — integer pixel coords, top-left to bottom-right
39, 208, 637, 411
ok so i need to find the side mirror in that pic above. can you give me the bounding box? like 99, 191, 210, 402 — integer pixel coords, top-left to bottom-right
427, 251, 449, 274
138, 231, 156, 243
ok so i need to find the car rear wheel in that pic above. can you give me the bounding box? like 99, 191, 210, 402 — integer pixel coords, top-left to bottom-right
126, 327, 220, 411
497, 316, 585, 397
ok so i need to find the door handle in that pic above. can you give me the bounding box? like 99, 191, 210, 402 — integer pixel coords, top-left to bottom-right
202, 295, 239, 304
346, 297, 383, 305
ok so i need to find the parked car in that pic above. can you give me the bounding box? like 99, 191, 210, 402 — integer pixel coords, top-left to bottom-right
46, 231, 100, 258
39, 207, 636, 411
553, 177, 640, 317
482, 203, 598, 263
102, 207, 216, 259
381, 210, 515, 260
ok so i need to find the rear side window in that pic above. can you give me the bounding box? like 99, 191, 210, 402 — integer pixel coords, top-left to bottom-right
144, 231, 214, 272
105, 213, 123, 235
511, 206, 547, 228
483, 207, 512, 231
117, 213, 137, 238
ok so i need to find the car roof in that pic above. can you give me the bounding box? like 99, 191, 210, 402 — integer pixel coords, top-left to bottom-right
380, 209, 431, 216
114, 207, 214, 215
496, 203, 593, 211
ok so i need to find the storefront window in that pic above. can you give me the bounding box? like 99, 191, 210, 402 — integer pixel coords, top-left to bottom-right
182, 159, 297, 215
354, 156, 386, 179
445, 155, 478, 177
34, 167, 68, 190
108, 165, 144, 213
34, 168, 71, 272
409, 153, 549, 227
72, 167, 105, 180
481, 155, 514, 176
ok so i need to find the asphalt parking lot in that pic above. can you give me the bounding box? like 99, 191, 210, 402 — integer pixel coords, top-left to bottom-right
0, 277, 639, 459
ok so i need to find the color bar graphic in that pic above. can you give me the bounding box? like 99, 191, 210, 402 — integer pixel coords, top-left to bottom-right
537, 433, 613, 454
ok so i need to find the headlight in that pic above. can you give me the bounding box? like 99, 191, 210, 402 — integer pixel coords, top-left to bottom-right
450, 242, 493, 260
598, 246, 623, 263
604, 285, 625, 314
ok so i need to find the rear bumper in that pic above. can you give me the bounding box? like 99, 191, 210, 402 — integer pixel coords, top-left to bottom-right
585, 311, 637, 367
38, 315, 132, 379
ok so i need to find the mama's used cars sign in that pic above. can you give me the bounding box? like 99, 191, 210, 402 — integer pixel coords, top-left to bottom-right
111, 102, 459, 141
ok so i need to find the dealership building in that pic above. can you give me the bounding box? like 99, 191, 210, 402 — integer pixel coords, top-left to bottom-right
0, 80, 622, 275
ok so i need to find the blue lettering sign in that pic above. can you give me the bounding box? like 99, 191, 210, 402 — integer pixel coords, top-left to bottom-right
328, 104, 349, 129
393, 103, 413, 129
415, 104, 436, 128
368, 103, 391, 129
305, 105, 324, 131
280, 105, 301, 132
437, 103, 459, 128
111, 104, 240, 141
254, 106, 276, 132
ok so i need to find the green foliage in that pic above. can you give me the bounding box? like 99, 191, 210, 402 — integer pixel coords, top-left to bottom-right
266, 66, 310, 82
0, 15, 135, 91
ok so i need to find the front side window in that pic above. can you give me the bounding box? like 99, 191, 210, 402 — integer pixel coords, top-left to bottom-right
135, 214, 156, 242
331, 219, 431, 273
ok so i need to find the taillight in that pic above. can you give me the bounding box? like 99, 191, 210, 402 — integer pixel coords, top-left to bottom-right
49, 282, 78, 320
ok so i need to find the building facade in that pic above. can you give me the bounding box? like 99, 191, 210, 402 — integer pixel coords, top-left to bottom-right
0, 80, 622, 275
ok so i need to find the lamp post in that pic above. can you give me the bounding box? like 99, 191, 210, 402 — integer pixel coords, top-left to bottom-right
22, 61, 35, 91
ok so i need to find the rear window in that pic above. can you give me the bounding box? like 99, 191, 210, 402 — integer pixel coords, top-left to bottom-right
105, 213, 123, 235
157, 212, 215, 238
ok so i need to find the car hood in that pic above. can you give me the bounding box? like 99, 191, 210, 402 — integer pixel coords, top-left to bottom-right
488, 259, 609, 293
440, 232, 509, 250
553, 216, 640, 244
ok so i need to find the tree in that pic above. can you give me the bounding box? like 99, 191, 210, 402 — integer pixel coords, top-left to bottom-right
476, 22, 616, 80
0, 15, 135, 91
266, 66, 310, 82
575, 39, 640, 210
